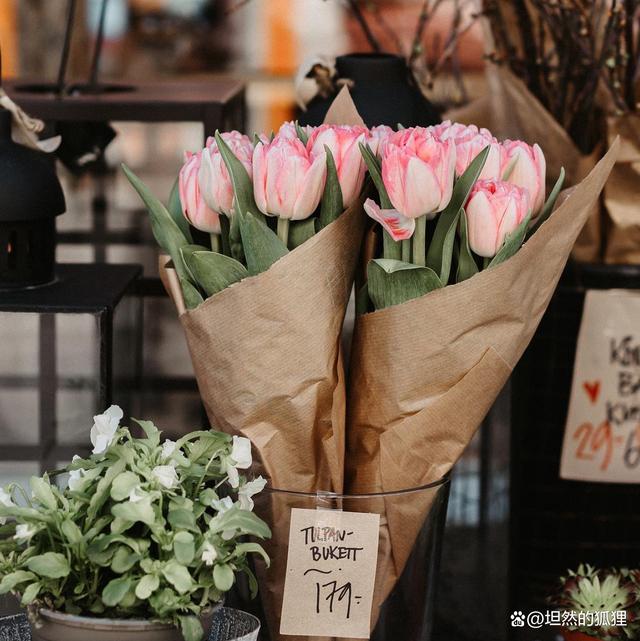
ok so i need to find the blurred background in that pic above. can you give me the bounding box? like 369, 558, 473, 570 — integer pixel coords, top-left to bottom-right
0, 2, 507, 639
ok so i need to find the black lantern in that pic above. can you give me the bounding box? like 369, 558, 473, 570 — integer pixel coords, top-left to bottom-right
0, 109, 66, 288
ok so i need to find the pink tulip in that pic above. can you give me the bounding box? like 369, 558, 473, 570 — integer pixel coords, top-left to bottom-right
179, 151, 221, 233
381, 127, 456, 219
501, 140, 546, 214
432, 121, 502, 179
363, 198, 415, 241
465, 179, 531, 258
277, 121, 314, 142
198, 131, 253, 217
308, 124, 370, 207
368, 125, 395, 157
253, 134, 326, 220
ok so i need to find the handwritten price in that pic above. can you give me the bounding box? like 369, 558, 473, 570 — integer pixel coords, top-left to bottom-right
573, 422, 640, 472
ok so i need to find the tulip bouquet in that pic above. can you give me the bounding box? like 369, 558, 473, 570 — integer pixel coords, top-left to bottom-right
123, 88, 619, 640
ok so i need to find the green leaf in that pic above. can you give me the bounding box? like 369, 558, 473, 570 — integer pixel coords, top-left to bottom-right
111, 546, 141, 574
527, 167, 566, 237
367, 259, 442, 311
26, 553, 70, 579
179, 616, 204, 641
179, 244, 210, 283
87, 457, 126, 525
30, 476, 57, 510
180, 278, 205, 310
318, 146, 343, 229
0, 571, 36, 595
135, 574, 160, 600
0, 505, 52, 522
228, 213, 245, 264
355, 281, 370, 316
233, 542, 270, 567
102, 576, 133, 607
168, 509, 197, 532
209, 507, 271, 539
110, 471, 142, 502
168, 175, 193, 243
132, 418, 161, 445
488, 213, 532, 268
295, 121, 309, 145
112, 497, 156, 526
183, 250, 248, 298
213, 564, 235, 592
215, 131, 263, 220
426, 146, 489, 281
20, 582, 41, 605
289, 218, 317, 249
456, 212, 479, 283
359, 143, 392, 208
237, 210, 289, 276
173, 531, 195, 565
162, 561, 193, 594
60, 519, 83, 545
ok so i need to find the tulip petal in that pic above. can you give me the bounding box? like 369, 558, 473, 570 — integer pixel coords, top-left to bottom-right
465, 191, 499, 258
404, 157, 441, 218
292, 151, 327, 220
364, 198, 415, 241
252, 143, 269, 215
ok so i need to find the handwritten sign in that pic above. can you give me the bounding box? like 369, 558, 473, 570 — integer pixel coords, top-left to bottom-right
279, 508, 380, 638
560, 290, 640, 483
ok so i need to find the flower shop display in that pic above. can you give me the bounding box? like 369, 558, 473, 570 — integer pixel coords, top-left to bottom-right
0, 406, 271, 641
548, 564, 640, 641
123, 88, 618, 639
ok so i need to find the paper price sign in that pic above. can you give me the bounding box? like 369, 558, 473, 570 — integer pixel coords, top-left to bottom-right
279, 508, 380, 638
560, 290, 640, 483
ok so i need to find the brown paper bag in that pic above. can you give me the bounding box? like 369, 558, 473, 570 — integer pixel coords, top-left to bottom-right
160, 88, 366, 641
346, 141, 619, 622
446, 68, 602, 262
604, 113, 640, 264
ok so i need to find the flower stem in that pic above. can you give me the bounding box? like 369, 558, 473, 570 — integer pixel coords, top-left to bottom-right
413, 216, 427, 266
210, 233, 221, 254
483, 256, 491, 270
383, 231, 401, 260
402, 238, 411, 263
277, 217, 290, 247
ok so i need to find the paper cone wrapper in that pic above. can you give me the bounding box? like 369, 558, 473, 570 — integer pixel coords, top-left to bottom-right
604, 113, 640, 264
446, 68, 601, 261
346, 142, 619, 624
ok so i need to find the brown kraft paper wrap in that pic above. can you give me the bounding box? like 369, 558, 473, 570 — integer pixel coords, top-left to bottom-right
604, 113, 640, 264
346, 141, 619, 628
160, 88, 365, 641
447, 67, 601, 262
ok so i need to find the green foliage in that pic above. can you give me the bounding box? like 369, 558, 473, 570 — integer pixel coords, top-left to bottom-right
368, 259, 442, 310
0, 417, 270, 641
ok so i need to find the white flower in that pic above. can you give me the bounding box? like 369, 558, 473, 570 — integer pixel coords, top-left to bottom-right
67, 468, 86, 492
152, 465, 178, 489
201, 542, 218, 566
129, 487, 146, 503
14, 524, 35, 542
226, 436, 252, 488
0, 488, 14, 526
90, 405, 123, 455
238, 476, 267, 512
211, 496, 234, 514
161, 439, 177, 460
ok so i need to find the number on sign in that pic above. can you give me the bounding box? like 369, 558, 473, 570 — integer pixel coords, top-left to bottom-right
573, 421, 614, 471
623, 425, 640, 469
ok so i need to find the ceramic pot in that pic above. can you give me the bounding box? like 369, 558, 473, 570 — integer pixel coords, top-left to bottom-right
299, 53, 440, 127
30, 607, 217, 641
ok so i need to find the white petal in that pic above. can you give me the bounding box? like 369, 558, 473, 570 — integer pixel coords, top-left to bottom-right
363, 199, 415, 242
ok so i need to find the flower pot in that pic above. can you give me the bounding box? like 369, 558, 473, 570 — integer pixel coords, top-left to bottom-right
561, 630, 603, 641
29, 607, 218, 641
299, 53, 440, 127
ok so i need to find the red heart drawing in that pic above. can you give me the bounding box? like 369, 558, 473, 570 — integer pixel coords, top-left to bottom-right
583, 381, 601, 404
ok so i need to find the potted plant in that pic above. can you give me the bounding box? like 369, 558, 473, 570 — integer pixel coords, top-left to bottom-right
549, 564, 640, 641
0, 406, 271, 641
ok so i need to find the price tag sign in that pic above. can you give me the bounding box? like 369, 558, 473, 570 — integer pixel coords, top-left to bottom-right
560, 289, 640, 483
279, 508, 380, 638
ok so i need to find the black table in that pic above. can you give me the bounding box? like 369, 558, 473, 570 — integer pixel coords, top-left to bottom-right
0, 263, 141, 471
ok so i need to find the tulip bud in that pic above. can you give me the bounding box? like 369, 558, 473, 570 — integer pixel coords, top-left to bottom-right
179, 151, 221, 234
199, 131, 253, 217
501, 140, 546, 214
308, 124, 370, 207
465, 179, 531, 258
253, 135, 326, 220
381, 127, 456, 219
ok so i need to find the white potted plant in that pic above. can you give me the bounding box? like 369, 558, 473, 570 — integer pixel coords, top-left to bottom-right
0, 406, 270, 641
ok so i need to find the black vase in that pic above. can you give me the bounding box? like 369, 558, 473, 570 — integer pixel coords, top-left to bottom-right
299, 53, 440, 128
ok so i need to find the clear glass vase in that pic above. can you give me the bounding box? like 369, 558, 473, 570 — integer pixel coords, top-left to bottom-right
240, 478, 450, 641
